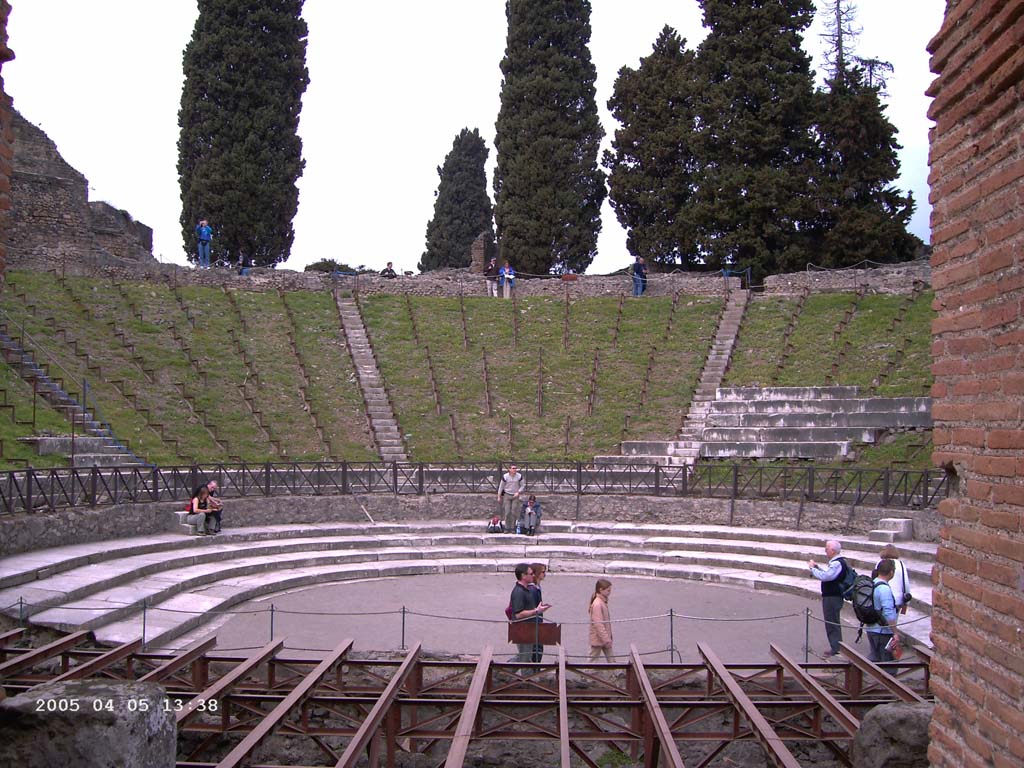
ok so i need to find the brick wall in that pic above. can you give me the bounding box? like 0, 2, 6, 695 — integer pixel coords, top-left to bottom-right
0, 1, 14, 281
927, 2, 1024, 767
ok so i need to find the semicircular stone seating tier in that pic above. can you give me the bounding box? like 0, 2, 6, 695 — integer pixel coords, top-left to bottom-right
0, 520, 935, 651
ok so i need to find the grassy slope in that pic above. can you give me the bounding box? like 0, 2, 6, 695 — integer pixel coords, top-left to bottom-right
362, 294, 720, 461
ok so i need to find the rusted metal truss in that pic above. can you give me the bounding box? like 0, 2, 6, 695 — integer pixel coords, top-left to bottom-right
0, 632, 933, 768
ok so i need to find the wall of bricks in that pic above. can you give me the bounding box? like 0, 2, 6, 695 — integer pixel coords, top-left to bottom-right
926, 2, 1024, 767
0, 1, 14, 281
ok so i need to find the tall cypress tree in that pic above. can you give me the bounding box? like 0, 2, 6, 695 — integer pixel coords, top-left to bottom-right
692, 0, 819, 279
419, 128, 496, 272
178, 0, 309, 267
493, 0, 606, 275
810, 65, 920, 266
605, 27, 702, 268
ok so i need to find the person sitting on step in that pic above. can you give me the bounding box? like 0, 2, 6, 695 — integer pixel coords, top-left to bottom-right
187, 485, 212, 536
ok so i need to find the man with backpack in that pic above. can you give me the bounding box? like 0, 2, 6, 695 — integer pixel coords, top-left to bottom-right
808, 540, 853, 658
862, 558, 901, 662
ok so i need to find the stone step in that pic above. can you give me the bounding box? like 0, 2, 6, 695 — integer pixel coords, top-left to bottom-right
717, 386, 863, 401
708, 398, 931, 416
0, 522, 934, 649
700, 441, 851, 460
869, 518, 915, 542
708, 412, 933, 429
701, 427, 881, 444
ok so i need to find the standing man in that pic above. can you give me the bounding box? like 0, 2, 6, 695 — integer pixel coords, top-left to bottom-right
497, 464, 525, 532
195, 218, 213, 268
484, 257, 499, 298
808, 539, 850, 658
632, 256, 648, 297
380, 261, 398, 279
509, 563, 550, 664
866, 558, 900, 662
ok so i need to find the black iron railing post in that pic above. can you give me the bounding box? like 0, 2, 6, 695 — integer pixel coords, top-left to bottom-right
264, 462, 271, 496
807, 466, 815, 501
883, 468, 891, 506
654, 463, 661, 497
25, 468, 33, 513
90, 466, 98, 506
342, 461, 349, 495
417, 463, 424, 495
392, 461, 399, 494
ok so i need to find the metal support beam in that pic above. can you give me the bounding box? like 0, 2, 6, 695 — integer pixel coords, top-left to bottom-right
216, 638, 353, 768
177, 639, 284, 726
335, 642, 422, 768
444, 645, 492, 768
139, 637, 218, 683
557, 646, 572, 767
629, 644, 686, 768
698, 642, 801, 768
838, 642, 926, 703
0, 629, 91, 678
769, 644, 859, 735
50, 638, 142, 684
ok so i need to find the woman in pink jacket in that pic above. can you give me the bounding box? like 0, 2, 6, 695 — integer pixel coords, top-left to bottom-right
588, 579, 614, 662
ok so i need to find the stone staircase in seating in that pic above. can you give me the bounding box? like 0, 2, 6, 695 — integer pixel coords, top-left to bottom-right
0, 328, 143, 467
700, 386, 932, 460
595, 288, 750, 467
0, 520, 935, 651
334, 292, 408, 463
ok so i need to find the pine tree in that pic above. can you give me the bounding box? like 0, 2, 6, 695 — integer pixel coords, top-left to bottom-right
177, 0, 309, 267
810, 65, 920, 266
419, 128, 496, 272
692, 0, 819, 279
493, 0, 606, 275
604, 27, 702, 268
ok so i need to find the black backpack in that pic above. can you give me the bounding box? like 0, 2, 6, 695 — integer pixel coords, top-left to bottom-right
850, 575, 882, 626
836, 557, 857, 600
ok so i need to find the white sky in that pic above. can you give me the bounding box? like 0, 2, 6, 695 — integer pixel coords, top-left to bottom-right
4, 1, 944, 274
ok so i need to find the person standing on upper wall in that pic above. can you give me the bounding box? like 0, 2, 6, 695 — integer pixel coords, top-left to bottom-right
499, 260, 516, 298
195, 218, 213, 268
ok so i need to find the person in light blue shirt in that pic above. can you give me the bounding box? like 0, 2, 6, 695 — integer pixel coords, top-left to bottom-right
866, 558, 900, 662
195, 218, 213, 268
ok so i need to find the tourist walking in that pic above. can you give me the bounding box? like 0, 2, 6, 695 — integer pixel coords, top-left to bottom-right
878, 544, 912, 619
588, 579, 614, 662
509, 563, 550, 664
865, 559, 901, 662
808, 539, 851, 657
195, 218, 213, 268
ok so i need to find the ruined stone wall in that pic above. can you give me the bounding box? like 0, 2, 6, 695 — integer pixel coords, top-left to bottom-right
3, 257, 936, 301
926, 2, 1024, 767
763, 259, 931, 295
0, 1, 13, 280
4, 108, 154, 268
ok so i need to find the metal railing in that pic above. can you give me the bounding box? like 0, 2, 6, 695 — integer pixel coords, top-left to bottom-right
0, 461, 950, 516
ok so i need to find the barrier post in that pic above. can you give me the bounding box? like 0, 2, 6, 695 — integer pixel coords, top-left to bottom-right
18, 596, 25, 627
669, 608, 677, 662
804, 607, 810, 664
400, 606, 407, 650
270, 604, 275, 641
141, 599, 148, 651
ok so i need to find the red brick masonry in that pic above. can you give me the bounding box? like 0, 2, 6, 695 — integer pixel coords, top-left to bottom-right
927, 1, 1024, 766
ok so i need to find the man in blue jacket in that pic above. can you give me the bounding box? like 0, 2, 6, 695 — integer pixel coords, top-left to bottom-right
195, 218, 213, 268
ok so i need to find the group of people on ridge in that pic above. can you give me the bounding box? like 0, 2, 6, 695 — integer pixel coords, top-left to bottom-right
484, 258, 516, 298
